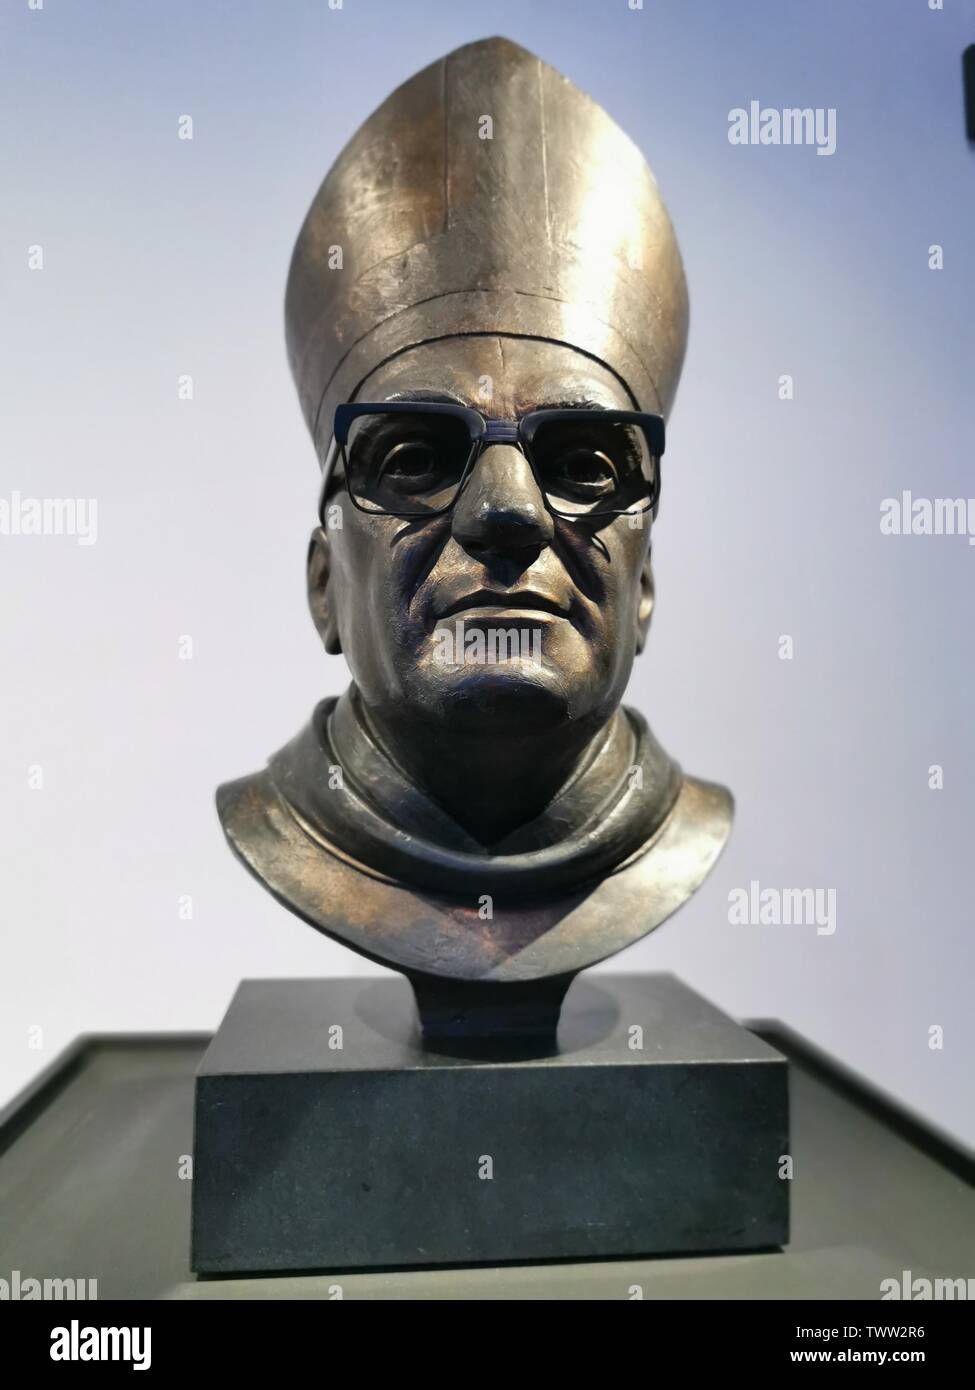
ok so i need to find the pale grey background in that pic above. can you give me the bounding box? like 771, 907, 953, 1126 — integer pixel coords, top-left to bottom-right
1, 0, 972, 1148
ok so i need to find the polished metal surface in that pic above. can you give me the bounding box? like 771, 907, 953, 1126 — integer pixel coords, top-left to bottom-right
219, 38, 731, 1002
286, 35, 689, 450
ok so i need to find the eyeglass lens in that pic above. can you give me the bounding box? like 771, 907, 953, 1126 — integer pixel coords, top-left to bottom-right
343, 410, 655, 517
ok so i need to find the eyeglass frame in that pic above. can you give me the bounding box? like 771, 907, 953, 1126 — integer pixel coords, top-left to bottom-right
317, 401, 665, 524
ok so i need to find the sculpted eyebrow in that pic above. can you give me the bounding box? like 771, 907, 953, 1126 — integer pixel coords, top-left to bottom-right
348, 402, 459, 458
375, 393, 613, 412
520, 399, 610, 414
381, 390, 466, 404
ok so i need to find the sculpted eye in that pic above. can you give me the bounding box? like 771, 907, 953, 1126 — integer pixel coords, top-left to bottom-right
554, 449, 618, 492
380, 440, 441, 480
345, 409, 472, 514
527, 416, 650, 514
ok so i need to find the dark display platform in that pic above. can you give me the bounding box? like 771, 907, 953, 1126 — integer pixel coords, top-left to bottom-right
0, 981, 971, 1300
192, 975, 788, 1272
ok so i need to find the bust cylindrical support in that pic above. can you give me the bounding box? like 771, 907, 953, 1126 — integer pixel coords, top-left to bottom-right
406, 970, 576, 1045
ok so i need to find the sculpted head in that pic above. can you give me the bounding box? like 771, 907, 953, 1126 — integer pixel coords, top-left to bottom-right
287, 36, 688, 763
217, 37, 733, 994
307, 335, 656, 745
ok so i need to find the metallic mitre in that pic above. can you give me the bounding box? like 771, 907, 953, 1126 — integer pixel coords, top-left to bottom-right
286, 34, 689, 448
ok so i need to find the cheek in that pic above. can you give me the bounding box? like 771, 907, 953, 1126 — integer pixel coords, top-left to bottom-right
610, 572, 642, 634
332, 517, 440, 672
591, 542, 648, 684
591, 529, 647, 632
330, 519, 386, 666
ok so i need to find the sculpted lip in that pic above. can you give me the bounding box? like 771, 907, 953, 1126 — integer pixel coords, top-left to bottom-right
437, 589, 570, 619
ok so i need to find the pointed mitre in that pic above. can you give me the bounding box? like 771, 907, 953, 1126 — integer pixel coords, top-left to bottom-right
286, 36, 689, 448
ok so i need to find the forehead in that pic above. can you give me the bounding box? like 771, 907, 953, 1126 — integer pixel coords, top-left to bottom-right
355, 335, 635, 415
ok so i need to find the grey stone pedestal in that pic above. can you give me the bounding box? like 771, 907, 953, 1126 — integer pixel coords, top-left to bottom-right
191, 973, 789, 1273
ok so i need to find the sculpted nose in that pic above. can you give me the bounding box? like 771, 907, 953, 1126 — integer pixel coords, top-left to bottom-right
451, 444, 555, 555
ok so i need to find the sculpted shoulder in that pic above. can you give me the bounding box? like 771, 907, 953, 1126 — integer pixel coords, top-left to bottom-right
215, 753, 733, 983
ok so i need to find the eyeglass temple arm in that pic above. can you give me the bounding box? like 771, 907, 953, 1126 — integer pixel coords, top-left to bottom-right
317, 436, 340, 524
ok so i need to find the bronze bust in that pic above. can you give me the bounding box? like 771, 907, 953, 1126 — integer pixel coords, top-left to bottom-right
217, 36, 732, 1032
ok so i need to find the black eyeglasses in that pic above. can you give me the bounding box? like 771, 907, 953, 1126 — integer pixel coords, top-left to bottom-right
317, 402, 664, 522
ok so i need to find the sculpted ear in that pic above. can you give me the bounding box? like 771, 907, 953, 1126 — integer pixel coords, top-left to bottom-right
635, 550, 654, 655
307, 526, 342, 655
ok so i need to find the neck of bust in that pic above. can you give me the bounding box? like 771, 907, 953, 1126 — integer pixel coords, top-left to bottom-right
347, 684, 622, 848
